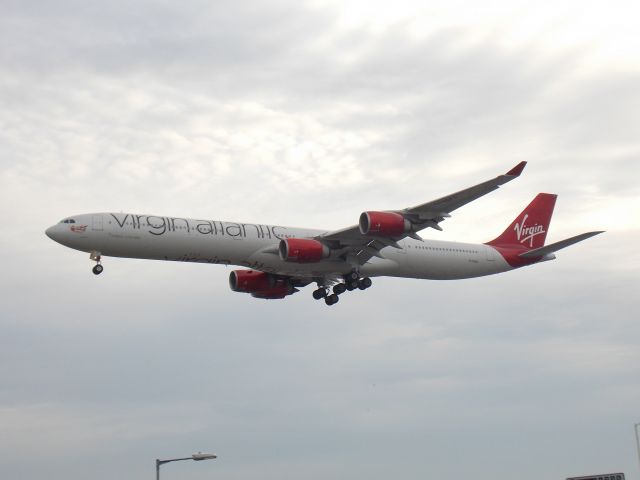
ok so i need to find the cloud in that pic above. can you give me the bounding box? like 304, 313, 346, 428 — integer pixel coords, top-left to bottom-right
1, 1, 639, 479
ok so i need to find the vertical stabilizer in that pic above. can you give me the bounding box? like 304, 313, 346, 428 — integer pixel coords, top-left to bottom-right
486, 193, 557, 250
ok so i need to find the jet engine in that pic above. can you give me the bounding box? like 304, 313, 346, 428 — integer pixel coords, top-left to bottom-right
279, 238, 330, 263
359, 211, 411, 236
229, 269, 295, 299
229, 269, 273, 292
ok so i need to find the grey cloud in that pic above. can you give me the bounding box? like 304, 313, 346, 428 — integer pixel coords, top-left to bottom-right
1, 1, 639, 480
3, 2, 638, 210
1, 0, 333, 78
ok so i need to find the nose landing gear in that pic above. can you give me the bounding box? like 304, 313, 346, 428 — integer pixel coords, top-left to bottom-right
90, 251, 103, 275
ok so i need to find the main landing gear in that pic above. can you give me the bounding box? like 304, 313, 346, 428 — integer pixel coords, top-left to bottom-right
312, 272, 373, 306
90, 251, 103, 275
325, 293, 340, 306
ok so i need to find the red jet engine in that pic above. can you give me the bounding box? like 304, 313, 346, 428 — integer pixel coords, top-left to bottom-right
359, 211, 411, 236
279, 238, 330, 263
229, 269, 294, 299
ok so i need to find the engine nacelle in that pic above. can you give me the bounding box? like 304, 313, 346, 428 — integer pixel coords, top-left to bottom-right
359, 211, 411, 236
229, 269, 294, 299
279, 238, 330, 263
229, 269, 273, 293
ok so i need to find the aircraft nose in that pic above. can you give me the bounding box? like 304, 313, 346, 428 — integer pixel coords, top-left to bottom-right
45, 225, 57, 240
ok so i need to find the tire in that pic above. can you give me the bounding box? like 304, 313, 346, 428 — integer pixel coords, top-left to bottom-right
312, 289, 326, 300
325, 294, 339, 305
92, 264, 103, 275
359, 277, 372, 289
333, 283, 347, 295
345, 271, 359, 281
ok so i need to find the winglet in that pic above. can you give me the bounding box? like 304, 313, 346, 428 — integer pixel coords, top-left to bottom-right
505, 161, 527, 177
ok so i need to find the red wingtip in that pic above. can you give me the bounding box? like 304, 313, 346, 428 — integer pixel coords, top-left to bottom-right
506, 161, 527, 177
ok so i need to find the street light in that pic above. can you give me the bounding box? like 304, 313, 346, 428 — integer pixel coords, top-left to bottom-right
156, 452, 217, 480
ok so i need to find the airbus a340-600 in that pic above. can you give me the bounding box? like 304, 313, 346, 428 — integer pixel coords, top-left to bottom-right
45, 162, 602, 306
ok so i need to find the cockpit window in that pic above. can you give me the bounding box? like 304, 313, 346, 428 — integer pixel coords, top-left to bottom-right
60, 219, 76, 224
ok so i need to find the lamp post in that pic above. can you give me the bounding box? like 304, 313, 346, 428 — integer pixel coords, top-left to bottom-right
155, 452, 217, 480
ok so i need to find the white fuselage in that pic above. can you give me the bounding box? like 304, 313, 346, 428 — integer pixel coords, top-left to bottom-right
45, 212, 514, 280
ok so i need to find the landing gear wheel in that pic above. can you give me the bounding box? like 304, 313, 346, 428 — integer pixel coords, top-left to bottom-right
325, 294, 339, 306
346, 280, 358, 291
333, 283, 347, 295
345, 271, 359, 282
312, 288, 327, 300
90, 251, 103, 276
358, 277, 372, 290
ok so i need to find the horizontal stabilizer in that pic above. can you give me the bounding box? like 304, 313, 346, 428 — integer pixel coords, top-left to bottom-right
518, 231, 604, 258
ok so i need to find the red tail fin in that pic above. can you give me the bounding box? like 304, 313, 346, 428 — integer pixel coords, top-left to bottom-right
486, 193, 557, 250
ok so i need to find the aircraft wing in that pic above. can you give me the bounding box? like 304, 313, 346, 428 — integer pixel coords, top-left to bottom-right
403, 161, 527, 221
317, 161, 527, 265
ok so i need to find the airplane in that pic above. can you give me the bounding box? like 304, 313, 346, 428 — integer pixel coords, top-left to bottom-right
45, 162, 603, 306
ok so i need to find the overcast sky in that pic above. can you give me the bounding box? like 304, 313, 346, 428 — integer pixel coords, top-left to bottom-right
1, 1, 639, 479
